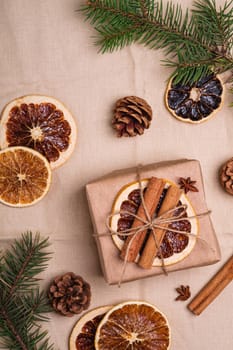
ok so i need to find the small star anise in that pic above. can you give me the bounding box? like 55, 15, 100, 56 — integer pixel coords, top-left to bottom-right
175, 285, 191, 301
178, 177, 199, 194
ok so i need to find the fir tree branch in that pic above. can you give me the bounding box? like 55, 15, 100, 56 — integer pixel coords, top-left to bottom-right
13, 290, 52, 326
1, 231, 51, 296
82, 2, 199, 52
0, 232, 54, 350
82, 0, 212, 54
81, 0, 233, 83
192, 0, 233, 53
0, 307, 27, 350
165, 59, 212, 84
95, 24, 143, 52
139, 0, 149, 17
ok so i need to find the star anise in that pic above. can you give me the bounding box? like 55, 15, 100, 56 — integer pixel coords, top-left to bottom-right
175, 285, 191, 301
178, 177, 199, 194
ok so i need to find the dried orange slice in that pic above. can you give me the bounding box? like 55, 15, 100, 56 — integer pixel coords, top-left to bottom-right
110, 179, 199, 266
165, 74, 224, 123
69, 305, 112, 350
0, 146, 51, 207
95, 301, 170, 350
0, 95, 77, 169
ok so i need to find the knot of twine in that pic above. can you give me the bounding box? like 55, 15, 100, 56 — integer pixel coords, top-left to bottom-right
93, 168, 211, 287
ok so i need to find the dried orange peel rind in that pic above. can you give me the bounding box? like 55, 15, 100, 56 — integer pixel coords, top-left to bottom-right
95, 301, 171, 350
110, 179, 199, 266
0, 146, 51, 207
0, 94, 77, 169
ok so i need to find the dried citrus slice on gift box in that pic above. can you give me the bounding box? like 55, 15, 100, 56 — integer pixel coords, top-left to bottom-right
95, 301, 170, 350
69, 305, 112, 350
165, 74, 224, 123
0, 146, 51, 207
110, 179, 198, 266
0, 95, 77, 169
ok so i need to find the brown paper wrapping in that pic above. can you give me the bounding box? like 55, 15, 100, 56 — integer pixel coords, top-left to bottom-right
86, 159, 221, 284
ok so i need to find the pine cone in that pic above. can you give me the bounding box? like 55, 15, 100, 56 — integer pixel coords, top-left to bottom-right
220, 158, 233, 195
48, 272, 91, 317
112, 96, 152, 137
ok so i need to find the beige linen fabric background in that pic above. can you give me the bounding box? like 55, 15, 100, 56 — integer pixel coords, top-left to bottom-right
0, 0, 232, 349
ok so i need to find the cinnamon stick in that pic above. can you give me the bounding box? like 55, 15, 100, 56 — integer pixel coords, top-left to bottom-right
138, 185, 182, 269
120, 177, 165, 262
188, 254, 233, 315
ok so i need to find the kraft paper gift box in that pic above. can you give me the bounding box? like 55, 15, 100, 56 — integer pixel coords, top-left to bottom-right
86, 159, 221, 285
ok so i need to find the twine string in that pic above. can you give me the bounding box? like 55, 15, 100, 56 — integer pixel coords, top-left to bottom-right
95, 205, 211, 238
93, 170, 211, 286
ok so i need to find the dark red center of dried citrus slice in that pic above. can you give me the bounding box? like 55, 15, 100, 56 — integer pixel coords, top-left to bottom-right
167, 74, 223, 122
6, 103, 71, 162
117, 188, 190, 259
75, 313, 105, 350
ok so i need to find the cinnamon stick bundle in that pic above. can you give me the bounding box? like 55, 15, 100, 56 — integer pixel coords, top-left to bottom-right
138, 185, 182, 269
120, 177, 165, 262
188, 254, 233, 315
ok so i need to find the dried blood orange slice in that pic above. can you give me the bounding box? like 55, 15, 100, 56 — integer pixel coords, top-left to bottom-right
95, 301, 170, 350
0, 146, 51, 207
69, 305, 112, 350
165, 74, 224, 123
110, 179, 198, 266
0, 95, 77, 169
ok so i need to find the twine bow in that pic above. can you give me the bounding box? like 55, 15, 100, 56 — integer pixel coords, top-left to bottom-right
93, 168, 211, 287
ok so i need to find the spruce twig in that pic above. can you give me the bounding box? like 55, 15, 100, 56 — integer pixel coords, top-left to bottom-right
139, 0, 149, 17
0, 232, 54, 350
81, 0, 233, 84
